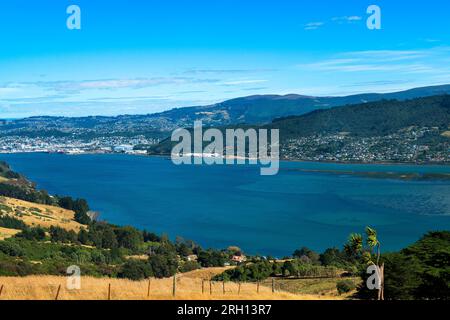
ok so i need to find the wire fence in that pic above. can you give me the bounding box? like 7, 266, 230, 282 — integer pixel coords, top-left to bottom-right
0, 275, 345, 300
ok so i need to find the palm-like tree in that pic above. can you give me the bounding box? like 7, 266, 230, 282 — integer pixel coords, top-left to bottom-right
365, 227, 381, 266
344, 233, 362, 257
345, 226, 384, 300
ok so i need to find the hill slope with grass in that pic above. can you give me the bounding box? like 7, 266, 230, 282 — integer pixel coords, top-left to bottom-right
0, 197, 84, 232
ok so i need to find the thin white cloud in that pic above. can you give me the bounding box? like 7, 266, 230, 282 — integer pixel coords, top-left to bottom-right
305, 15, 362, 31
296, 48, 449, 74
343, 50, 427, 61
422, 38, 441, 43
0, 88, 19, 96
2, 77, 221, 94
222, 79, 268, 86
332, 16, 362, 23
183, 68, 275, 75
304, 22, 324, 30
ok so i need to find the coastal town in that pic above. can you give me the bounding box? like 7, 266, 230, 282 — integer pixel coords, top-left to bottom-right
1, 125, 448, 164
280, 127, 450, 163
0, 135, 157, 155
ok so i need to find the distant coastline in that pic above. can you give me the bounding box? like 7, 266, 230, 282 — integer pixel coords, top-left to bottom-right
282, 168, 450, 181
1, 150, 450, 167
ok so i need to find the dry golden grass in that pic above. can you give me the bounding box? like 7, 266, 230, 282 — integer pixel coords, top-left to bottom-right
0, 273, 344, 300
125, 255, 149, 261
267, 277, 361, 298
180, 267, 235, 279
442, 131, 450, 138
0, 227, 20, 240
0, 176, 9, 183
0, 197, 85, 232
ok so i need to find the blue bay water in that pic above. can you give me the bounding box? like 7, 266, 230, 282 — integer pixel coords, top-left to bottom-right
1, 153, 450, 257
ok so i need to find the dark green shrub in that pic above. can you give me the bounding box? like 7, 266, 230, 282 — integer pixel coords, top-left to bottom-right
0, 216, 27, 230
180, 261, 201, 273
118, 260, 152, 281
148, 253, 178, 278
17, 227, 46, 241
0, 241, 25, 257
337, 279, 356, 295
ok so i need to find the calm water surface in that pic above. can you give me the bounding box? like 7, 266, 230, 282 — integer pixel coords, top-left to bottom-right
1, 153, 449, 256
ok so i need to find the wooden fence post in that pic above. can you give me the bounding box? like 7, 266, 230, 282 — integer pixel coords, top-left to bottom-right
272, 278, 275, 293
376, 264, 385, 301
55, 284, 61, 301
108, 283, 111, 300
257, 281, 260, 294
380, 263, 384, 300
0, 284, 3, 298
209, 280, 212, 295
172, 274, 177, 297
238, 282, 241, 295
222, 281, 225, 295
201, 280, 205, 294
147, 278, 152, 298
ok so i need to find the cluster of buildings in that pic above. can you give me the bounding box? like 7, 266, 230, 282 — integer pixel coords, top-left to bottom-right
0, 135, 158, 155
1, 126, 448, 164
184, 253, 247, 266
281, 127, 450, 163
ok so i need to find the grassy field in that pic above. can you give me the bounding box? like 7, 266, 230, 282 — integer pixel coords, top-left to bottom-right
0, 268, 348, 300
262, 277, 361, 298
0, 226, 20, 240
0, 196, 84, 232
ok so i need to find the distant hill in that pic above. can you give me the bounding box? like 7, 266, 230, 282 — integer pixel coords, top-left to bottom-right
146, 84, 450, 126
149, 95, 450, 163
1, 85, 450, 138
268, 95, 450, 139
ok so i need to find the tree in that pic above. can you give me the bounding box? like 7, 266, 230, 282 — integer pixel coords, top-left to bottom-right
74, 211, 91, 225
148, 253, 178, 278
355, 231, 450, 300
17, 227, 46, 241
180, 261, 201, 273
58, 196, 91, 224
320, 247, 345, 267
336, 280, 356, 295
197, 250, 225, 267
143, 230, 160, 242
346, 227, 384, 300
77, 229, 89, 245
115, 226, 143, 251
118, 260, 152, 281
0, 241, 24, 257
49, 226, 77, 243
293, 247, 320, 264
402, 231, 450, 300
282, 260, 299, 277
382, 252, 421, 300
0, 216, 27, 230
176, 242, 191, 257
101, 227, 119, 249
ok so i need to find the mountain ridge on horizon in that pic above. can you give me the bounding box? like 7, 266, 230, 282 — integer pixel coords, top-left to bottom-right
149, 94, 450, 161
4, 83, 450, 122
1, 84, 450, 138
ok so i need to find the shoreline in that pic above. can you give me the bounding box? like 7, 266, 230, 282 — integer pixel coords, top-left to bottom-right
1, 152, 449, 256
1, 150, 450, 167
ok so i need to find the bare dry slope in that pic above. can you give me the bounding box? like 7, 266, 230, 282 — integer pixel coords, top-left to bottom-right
0, 196, 85, 232
0, 227, 20, 240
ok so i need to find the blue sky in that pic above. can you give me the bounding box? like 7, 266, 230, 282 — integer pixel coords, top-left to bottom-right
0, 0, 449, 118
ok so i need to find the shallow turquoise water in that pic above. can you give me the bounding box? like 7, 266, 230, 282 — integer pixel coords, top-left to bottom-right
1, 153, 449, 256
